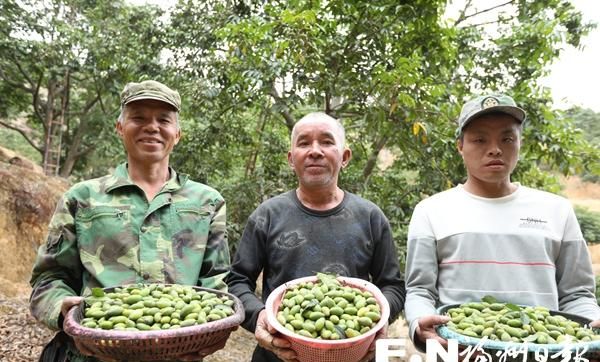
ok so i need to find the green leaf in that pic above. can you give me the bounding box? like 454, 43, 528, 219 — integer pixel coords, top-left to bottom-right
481, 295, 497, 304
506, 303, 521, 311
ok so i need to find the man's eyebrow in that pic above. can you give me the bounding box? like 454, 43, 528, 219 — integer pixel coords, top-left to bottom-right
158, 112, 174, 118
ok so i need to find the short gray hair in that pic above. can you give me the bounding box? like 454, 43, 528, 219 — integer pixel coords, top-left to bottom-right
291, 112, 346, 149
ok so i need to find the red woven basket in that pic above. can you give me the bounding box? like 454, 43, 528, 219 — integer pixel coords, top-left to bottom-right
265, 276, 390, 362
63, 286, 244, 362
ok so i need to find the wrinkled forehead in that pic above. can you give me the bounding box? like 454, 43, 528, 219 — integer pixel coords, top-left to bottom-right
293, 118, 343, 141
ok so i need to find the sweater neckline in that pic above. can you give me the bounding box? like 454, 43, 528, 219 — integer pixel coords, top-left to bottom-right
289, 190, 348, 216
457, 183, 522, 203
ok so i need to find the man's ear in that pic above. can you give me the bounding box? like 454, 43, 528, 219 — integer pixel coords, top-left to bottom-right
174, 128, 181, 145
115, 121, 123, 137
456, 139, 464, 157
341, 147, 352, 168
287, 150, 294, 169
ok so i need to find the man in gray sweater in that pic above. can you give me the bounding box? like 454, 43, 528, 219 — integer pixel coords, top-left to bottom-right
227, 112, 405, 362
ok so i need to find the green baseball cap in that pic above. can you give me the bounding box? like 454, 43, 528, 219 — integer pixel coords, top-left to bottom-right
120, 80, 181, 112
456, 94, 526, 135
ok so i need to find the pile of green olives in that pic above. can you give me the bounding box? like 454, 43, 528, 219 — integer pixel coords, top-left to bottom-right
80, 284, 235, 331
275, 275, 382, 340
445, 300, 600, 344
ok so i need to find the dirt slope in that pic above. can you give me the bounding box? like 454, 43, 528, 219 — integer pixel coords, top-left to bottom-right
0, 161, 68, 297
562, 176, 600, 213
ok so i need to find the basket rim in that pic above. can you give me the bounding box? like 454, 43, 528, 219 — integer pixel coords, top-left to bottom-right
436, 302, 600, 353
63, 284, 244, 341
265, 275, 390, 347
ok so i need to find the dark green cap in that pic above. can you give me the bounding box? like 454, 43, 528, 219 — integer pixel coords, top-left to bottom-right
457, 94, 526, 135
120, 80, 181, 112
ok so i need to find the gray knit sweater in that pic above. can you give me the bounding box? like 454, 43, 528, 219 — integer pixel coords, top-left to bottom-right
227, 190, 405, 362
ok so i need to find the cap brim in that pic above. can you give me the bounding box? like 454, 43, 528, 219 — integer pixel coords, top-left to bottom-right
462, 105, 526, 130
123, 95, 179, 112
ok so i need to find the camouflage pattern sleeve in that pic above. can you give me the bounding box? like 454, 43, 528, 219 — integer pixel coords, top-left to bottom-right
29, 193, 83, 330
198, 197, 230, 291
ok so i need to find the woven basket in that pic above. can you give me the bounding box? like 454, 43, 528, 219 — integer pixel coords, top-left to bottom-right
265, 276, 390, 362
63, 285, 244, 362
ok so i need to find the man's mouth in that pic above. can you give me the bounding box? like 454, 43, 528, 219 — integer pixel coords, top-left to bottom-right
138, 138, 162, 144
485, 160, 504, 166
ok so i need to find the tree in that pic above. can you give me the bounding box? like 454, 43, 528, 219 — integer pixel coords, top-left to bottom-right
1, 0, 597, 263
166, 0, 599, 256
0, 0, 168, 177
564, 107, 600, 145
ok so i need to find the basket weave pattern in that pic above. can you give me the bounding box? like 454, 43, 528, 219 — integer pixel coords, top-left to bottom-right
265, 276, 390, 362
63, 286, 244, 362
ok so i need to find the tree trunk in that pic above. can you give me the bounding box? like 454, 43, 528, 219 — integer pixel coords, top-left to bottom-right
42, 79, 55, 175
244, 114, 267, 178
59, 117, 86, 178
362, 134, 390, 182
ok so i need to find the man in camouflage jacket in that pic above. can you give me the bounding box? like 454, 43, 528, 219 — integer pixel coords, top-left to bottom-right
29, 80, 230, 361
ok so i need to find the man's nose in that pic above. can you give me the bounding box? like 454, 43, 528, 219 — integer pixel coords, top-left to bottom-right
142, 119, 160, 132
487, 143, 502, 156
308, 142, 324, 157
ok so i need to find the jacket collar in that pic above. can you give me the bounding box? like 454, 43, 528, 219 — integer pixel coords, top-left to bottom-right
105, 163, 188, 193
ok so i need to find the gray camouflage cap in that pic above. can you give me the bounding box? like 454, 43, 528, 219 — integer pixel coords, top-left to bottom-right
456, 94, 526, 135
120, 80, 181, 112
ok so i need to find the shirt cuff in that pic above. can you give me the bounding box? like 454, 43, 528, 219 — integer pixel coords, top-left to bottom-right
48, 299, 64, 330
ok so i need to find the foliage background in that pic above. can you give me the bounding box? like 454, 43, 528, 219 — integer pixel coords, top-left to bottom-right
1, 0, 599, 266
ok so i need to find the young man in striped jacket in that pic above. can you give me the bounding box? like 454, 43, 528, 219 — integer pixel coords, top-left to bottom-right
404, 94, 600, 350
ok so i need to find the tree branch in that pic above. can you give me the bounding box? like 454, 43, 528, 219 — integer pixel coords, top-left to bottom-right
455, 0, 473, 25
362, 133, 391, 182
13, 57, 36, 88
455, 0, 515, 26
80, 94, 101, 115
0, 68, 32, 92
0, 120, 42, 153
463, 16, 516, 28
32, 75, 46, 130
269, 85, 295, 131
75, 144, 96, 158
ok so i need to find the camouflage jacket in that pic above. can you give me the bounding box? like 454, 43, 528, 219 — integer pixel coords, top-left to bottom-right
29, 163, 230, 331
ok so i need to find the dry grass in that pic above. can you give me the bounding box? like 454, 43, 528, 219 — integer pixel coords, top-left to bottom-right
562, 176, 600, 212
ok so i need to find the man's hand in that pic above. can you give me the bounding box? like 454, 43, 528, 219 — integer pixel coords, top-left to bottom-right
415, 315, 451, 348
359, 322, 388, 362
590, 319, 600, 328
61, 297, 110, 359
255, 309, 298, 362
60, 296, 84, 318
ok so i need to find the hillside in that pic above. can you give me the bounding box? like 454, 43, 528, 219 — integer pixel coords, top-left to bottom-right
563, 176, 600, 213
0, 152, 69, 360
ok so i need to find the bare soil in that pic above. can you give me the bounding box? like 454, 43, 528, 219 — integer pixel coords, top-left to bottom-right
562, 176, 600, 213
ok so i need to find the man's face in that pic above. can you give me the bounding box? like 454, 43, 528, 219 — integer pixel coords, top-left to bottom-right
116, 99, 180, 166
288, 118, 351, 189
458, 113, 521, 185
